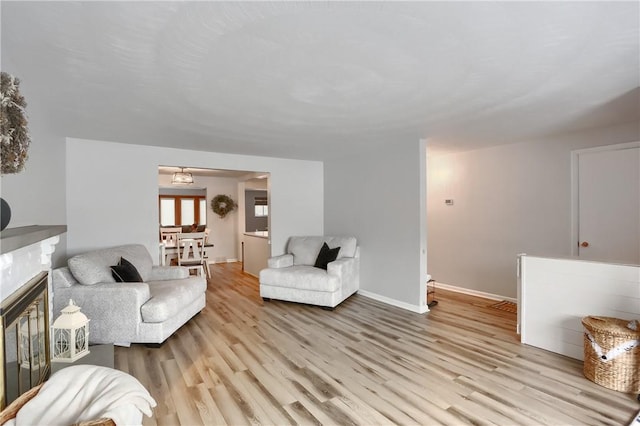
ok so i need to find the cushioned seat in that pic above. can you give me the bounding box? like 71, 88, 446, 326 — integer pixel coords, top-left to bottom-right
259, 236, 359, 309
141, 277, 207, 323
260, 265, 340, 292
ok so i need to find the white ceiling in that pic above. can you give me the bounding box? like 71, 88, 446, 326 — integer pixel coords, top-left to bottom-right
158, 166, 256, 179
2, 1, 638, 160
158, 166, 268, 190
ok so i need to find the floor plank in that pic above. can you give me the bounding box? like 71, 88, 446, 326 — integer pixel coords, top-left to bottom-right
115, 262, 640, 425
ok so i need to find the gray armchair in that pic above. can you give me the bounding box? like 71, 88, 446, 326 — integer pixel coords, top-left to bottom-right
259, 236, 359, 309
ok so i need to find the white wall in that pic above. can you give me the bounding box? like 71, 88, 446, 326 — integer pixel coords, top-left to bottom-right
158, 174, 239, 262
0, 71, 68, 267
237, 181, 247, 262
66, 138, 323, 261
324, 139, 428, 313
202, 176, 240, 262
427, 122, 639, 299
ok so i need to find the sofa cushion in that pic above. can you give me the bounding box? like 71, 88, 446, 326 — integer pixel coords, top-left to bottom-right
140, 277, 207, 323
288, 236, 357, 266
69, 245, 153, 285
314, 242, 340, 270
260, 266, 340, 292
288, 237, 324, 266
52, 267, 79, 290
147, 266, 190, 281
111, 257, 143, 283
325, 236, 357, 259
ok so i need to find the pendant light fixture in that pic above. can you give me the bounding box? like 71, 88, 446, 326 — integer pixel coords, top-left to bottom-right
171, 167, 194, 185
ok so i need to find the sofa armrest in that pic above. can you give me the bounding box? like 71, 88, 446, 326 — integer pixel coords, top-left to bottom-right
148, 266, 189, 281
268, 254, 294, 268
327, 256, 360, 294
53, 282, 151, 344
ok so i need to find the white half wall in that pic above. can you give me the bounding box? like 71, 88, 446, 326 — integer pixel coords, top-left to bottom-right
518, 254, 640, 360
66, 138, 323, 261
324, 139, 428, 313
427, 122, 639, 299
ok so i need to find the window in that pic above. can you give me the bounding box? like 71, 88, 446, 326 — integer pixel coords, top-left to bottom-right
254, 205, 268, 217
159, 196, 206, 226
180, 198, 195, 225
254, 196, 268, 217
159, 198, 176, 226
199, 199, 207, 224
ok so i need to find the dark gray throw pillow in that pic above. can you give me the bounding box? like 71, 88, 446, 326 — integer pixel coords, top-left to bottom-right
110, 257, 143, 282
314, 242, 340, 270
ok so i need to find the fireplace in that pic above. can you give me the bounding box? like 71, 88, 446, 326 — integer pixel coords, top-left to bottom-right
0, 225, 66, 410
0, 272, 50, 409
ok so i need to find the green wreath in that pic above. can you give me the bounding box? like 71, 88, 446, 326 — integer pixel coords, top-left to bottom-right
211, 194, 237, 218
1, 72, 31, 174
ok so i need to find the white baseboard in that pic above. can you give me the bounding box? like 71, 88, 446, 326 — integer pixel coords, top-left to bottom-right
435, 282, 516, 303
207, 258, 239, 264
357, 289, 429, 314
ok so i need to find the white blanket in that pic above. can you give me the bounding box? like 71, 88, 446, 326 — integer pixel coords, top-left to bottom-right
9, 364, 156, 426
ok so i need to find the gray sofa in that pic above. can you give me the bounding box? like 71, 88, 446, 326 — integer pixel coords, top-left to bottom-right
259, 236, 359, 309
52, 244, 206, 346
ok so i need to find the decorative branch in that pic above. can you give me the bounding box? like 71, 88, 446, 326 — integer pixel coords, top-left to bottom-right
1, 72, 31, 174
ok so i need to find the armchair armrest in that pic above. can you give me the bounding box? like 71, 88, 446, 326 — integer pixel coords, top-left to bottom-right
327, 257, 356, 277
148, 265, 189, 281
54, 282, 151, 344
268, 254, 294, 268
328, 256, 360, 294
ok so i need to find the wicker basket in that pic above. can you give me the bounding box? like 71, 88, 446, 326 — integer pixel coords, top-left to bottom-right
582, 316, 640, 393
0, 383, 114, 426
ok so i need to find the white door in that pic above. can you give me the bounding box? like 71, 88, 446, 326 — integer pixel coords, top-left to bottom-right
576, 144, 640, 264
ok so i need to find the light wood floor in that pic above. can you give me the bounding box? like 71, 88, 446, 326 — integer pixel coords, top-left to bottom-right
115, 263, 639, 425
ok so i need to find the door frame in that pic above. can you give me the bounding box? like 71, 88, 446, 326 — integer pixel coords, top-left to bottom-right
570, 141, 640, 257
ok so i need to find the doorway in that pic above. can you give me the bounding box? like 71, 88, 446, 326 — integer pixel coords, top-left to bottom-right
158, 166, 270, 262
571, 142, 640, 264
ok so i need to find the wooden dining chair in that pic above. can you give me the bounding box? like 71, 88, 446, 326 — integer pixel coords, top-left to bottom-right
160, 227, 181, 245
177, 232, 207, 277
202, 228, 212, 278
160, 226, 182, 265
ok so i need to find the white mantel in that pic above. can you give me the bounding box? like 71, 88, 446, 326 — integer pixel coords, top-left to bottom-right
0, 225, 66, 303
